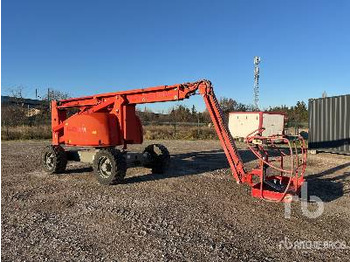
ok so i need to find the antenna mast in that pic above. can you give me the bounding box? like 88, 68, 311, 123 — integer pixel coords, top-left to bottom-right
253, 56, 261, 110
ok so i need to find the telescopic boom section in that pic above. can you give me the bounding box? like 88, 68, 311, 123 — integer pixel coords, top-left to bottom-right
52, 80, 246, 183
56, 81, 202, 108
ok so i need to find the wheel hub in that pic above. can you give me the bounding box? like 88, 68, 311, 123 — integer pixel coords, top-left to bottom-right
45, 153, 54, 168
99, 156, 112, 178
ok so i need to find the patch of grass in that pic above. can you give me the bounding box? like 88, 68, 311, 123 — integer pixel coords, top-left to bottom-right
1, 125, 51, 140
144, 125, 217, 140
2, 124, 218, 141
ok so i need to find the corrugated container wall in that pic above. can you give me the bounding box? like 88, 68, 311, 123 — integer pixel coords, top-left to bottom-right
308, 94, 350, 154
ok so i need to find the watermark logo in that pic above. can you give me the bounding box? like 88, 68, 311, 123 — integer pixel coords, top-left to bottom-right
279, 236, 349, 250
284, 181, 324, 219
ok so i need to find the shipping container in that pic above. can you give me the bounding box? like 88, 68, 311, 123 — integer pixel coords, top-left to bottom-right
308, 94, 350, 154
228, 112, 285, 138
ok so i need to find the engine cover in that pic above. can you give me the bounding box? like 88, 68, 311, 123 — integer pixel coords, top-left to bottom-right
64, 113, 121, 146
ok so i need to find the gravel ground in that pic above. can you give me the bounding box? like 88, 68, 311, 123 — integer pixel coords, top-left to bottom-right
1, 140, 350, 261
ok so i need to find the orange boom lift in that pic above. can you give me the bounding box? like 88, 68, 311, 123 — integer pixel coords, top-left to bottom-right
43, 80, 306, 202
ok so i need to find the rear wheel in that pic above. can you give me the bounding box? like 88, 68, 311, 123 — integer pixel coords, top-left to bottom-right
42, 145, 67, 174
142, 144, 170, 174
93, 148, 127, 185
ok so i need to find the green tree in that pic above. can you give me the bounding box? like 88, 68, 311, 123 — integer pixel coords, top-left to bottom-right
219, 97, 238, 114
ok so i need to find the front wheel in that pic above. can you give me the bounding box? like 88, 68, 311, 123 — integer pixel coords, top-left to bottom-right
93, 148, 127, 185
42, 145, 67, 174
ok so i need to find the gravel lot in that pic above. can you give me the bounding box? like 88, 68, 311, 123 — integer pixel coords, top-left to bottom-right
2, 140, 350, 261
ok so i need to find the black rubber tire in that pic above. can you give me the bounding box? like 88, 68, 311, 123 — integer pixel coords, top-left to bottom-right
143, 144, 170, 174
42, 145, 67, 174
93, 148, 127, 185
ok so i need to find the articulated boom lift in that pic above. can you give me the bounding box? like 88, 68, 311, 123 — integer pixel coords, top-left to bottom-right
43, 80, 306, 202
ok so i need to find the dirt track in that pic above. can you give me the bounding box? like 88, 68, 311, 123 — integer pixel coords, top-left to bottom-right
2, 140, 350, 261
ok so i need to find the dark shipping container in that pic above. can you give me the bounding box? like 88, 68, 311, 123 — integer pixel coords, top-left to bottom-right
308, 94, 350, 154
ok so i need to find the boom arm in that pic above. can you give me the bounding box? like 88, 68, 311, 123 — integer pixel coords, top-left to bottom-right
56, 81, 202, 108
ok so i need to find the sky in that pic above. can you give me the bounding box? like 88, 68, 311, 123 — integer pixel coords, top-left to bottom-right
2, 0, 350, 112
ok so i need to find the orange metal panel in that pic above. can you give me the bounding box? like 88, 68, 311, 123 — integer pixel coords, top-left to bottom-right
64, 113, 120, 146
123, 105, 143, 144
